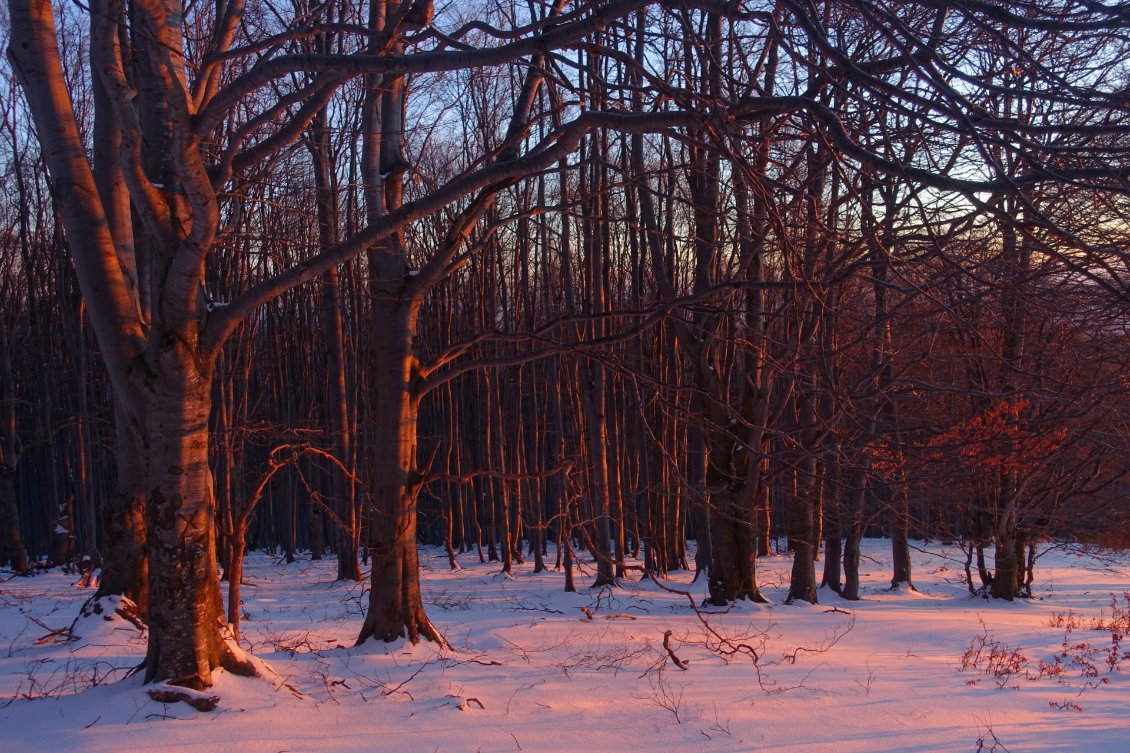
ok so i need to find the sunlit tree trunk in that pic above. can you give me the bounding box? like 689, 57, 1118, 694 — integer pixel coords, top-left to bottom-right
8, 0, 252, 687
142, 349, 229, 687
356, 300, 447, 645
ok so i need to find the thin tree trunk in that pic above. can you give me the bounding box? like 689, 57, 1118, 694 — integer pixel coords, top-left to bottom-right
841, 469, 865, 601
0, 321, 29, 574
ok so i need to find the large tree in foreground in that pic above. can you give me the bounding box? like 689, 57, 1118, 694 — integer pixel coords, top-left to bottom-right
5, 0, 751, 687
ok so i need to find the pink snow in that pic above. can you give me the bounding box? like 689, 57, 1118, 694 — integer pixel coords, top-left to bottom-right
2, 541, 1128, 752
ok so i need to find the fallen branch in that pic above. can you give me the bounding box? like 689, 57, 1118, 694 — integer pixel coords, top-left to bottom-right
663, 630, 689, 670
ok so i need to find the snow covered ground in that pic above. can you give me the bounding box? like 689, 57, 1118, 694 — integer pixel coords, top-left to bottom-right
3, 540, 1129, 752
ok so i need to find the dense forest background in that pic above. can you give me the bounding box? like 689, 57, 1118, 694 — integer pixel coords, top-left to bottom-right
3, 0, 1130, 692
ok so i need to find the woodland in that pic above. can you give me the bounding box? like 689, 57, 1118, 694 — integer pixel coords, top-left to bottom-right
2, 0, 1130, 708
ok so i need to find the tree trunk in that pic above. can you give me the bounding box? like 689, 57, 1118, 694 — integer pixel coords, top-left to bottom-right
142, 347, 234, 688
822, 536, 843, 596
890, 502, 914, 591
94, 403, 148, 615
308, 111, 361, 582
227, 532, 246, 640
756, 484, 772, 558
581, 357, 615, 587
841, 469, 865, 600
991, 533, 1018, 600
787, 430, 819, 604
0, 322, 29, 574
0, 468, 27, 573
707, 485, 764, 604
821, 465, 843, 593
786, 482, 819, 604
311, 506, 324, 561
356, 305, 447, 647
991, 482, 1020, 600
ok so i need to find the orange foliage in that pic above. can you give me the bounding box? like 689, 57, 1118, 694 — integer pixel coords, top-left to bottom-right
866, 400, 1067, 481
927, 399, 1067, 476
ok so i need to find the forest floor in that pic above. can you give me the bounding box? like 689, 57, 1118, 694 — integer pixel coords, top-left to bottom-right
3, 540, 1130, 752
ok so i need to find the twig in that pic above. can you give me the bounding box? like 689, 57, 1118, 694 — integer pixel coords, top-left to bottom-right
663, 630, 689, 670
382, 662, 428, 698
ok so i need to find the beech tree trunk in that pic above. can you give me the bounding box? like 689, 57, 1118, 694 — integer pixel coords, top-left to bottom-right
991, 210, 1031, 601
707, 488, 762, 604
991, 482, 1020, 600
787, 396, 819, 604
142, 346, 231, 687
841, 470, 866, 601
0, 467, 26, 573
308, 108, 361, 582
786, 475, 819, 604
356, 304, 446, 646
94, 403, 148, 614
0, 322, 29, 573
7, 0, 240, 689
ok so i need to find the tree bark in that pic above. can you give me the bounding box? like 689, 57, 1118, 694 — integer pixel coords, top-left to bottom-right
841, 469, 865, 601
0, 321, 29, 573
142, 346, 235, 687
356, 303, 447, 647
94, 403, 148, 614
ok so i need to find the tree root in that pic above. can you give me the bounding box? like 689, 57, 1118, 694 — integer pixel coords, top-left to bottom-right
219, 640, 259, 678
147, 686, 220, 712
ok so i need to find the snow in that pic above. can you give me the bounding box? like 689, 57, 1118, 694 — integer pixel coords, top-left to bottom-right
3, 540, 1130, 752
